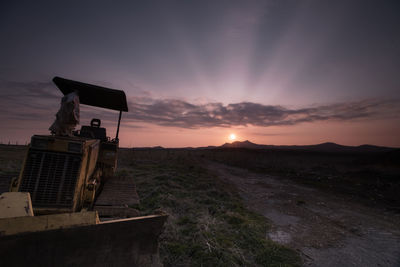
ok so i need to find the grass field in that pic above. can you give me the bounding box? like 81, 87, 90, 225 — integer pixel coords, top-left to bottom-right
118, 148, 301, 266
0, 145, 26, 174
189, 148, 400, 210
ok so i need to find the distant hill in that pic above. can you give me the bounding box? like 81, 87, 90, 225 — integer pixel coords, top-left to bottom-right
221, 140, 261, 149
132, 146, 165, 150
129, 141, 396, 153
219, 140, 395, 153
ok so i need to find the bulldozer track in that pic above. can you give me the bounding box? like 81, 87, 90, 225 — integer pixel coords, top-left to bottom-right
94, 176, 140, 218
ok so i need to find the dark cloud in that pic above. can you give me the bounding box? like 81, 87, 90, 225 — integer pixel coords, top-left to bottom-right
125, 98, 400, 128
0, 80, 61, 123
0, 80, 59, 100
0, 80, 399, 129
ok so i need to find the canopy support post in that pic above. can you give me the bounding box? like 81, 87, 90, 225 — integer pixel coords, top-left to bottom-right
116, 110, 122, 142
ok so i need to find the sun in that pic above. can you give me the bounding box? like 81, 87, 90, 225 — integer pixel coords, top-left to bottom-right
229, 133, 236, 141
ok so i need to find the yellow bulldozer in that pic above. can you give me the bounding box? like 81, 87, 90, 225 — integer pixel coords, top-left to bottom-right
0, 77, 167, 266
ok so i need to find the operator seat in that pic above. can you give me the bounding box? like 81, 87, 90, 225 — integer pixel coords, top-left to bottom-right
80, 118, 107, 141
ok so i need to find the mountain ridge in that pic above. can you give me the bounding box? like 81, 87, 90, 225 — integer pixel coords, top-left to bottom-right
130, 140, 397, 153
218, 140, 395, 153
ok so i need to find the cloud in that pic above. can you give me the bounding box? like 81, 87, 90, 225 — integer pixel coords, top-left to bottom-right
0, 80, 399, 129
0, 80, 61, 122
0, 80, 59, 100
125, 97, 400, 128
251, 132, 291, 137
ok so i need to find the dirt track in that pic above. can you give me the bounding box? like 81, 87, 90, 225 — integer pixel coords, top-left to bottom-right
205, 162, 400, 267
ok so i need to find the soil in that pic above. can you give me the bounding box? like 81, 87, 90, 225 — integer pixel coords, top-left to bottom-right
205, 161, 400, 267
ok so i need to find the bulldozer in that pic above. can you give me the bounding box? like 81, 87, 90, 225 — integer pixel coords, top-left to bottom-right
0, 77, 167, 266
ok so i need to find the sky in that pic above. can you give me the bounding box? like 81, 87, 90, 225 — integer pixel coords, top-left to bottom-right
1, 0, 399, 147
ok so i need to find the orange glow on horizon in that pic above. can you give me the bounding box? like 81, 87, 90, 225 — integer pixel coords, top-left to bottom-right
112, 118, 400, 148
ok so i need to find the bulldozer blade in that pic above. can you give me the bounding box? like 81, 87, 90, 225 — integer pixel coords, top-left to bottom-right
0, 214, 168, 267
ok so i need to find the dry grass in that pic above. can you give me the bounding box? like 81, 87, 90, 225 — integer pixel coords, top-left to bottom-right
118, 149, 301, 267
0, 145, 27, 175
189, 148, 400, 210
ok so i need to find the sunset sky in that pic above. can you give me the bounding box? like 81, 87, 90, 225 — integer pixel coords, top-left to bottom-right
1, 0, 399, 147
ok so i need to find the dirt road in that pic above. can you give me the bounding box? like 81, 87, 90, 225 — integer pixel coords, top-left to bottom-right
205, 162, 400, 267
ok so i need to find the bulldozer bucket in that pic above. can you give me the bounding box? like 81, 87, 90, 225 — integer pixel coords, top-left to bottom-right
0, 214, 167, 267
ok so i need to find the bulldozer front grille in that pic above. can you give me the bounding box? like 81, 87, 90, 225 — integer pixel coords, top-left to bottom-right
19, 149, 82, 208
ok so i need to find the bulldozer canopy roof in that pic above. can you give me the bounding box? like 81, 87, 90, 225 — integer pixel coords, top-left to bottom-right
53, 77, 128, 112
